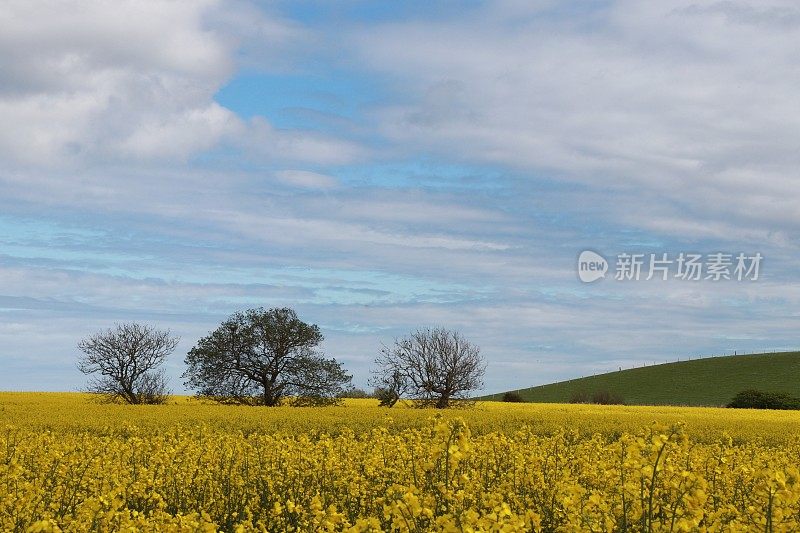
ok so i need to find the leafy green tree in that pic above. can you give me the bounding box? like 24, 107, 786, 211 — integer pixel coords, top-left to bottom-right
184, 307, 351, 406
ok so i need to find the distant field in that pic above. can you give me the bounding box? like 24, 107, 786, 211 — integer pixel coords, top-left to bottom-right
484, 351, 800, 406
2, 391, 800, 442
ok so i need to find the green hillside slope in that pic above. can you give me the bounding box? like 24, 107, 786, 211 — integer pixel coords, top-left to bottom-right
485, 351, 800, 406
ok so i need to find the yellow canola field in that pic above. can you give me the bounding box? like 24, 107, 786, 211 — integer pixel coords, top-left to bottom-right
2, 393, 800, 532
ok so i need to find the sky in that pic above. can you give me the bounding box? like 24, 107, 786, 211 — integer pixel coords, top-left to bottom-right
1, 0, 799, 394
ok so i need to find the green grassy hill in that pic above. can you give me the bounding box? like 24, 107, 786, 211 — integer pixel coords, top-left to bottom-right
484, 351, 800, 406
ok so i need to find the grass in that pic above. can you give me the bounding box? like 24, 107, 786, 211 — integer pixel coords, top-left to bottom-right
484, 351, 800, 406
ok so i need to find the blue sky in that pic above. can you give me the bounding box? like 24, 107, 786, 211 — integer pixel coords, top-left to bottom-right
1, 0, 799, 393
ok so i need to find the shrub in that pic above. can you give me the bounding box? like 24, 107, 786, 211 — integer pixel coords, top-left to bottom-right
501, 392, 524, 402
591, 390, 625, 405
374, 387, 401, 408
727, 389, 800, 410
338, 388, 372, 399
569, 390, 590, 404
570, 390, 624, 405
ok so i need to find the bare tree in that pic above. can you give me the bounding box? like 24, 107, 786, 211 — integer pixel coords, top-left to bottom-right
183, 307, 351, 406
77, 323, 177, 404
373, 327, 486, 408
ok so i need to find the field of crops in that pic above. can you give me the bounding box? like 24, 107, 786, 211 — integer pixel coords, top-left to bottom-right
2, 393, 800, 531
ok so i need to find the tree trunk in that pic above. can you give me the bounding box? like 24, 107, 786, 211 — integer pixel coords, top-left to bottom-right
436, 393, 450, 409
262, 383, 280, 406
123, 384, 138, 405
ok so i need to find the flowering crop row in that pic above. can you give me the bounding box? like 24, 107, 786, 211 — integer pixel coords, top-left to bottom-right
2, 403, 800, 531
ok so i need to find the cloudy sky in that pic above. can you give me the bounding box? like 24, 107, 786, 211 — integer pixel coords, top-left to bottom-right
1, 0, 799, 393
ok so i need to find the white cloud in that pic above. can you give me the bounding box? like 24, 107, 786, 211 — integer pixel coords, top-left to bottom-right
205, 0, 311, 72
0, 0, 239, 164
0, 0, 362, 168
207, 208, 512, 252
274, 170, 338, 189
245, 117, 366, 165
353, 0, 800, 241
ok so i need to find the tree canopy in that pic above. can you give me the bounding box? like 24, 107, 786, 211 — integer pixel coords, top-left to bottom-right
184, 307, 351, 406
